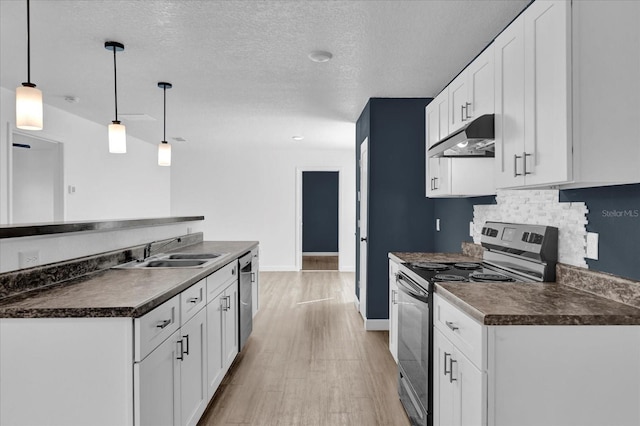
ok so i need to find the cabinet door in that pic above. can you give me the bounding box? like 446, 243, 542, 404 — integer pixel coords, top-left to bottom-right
388, 260, 399, 363
427, 157, 451, 197
180, 307, 208, 426
206, 288, 225, 399
467, 44, 494, 120
452, 348, 485, 426
523, 0, 571, 186
494, 13, 526, 189
437, 90, 450, 141
136, 330, 181, 426
434, 328, 455, 426
449, 71, 469, 132
426, 102, 440, 149
224, 281, 239, 370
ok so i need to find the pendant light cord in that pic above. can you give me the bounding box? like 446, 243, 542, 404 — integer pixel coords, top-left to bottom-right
163, 85, 167, 141
113, 47, 118, 122
26, 0, 32, 84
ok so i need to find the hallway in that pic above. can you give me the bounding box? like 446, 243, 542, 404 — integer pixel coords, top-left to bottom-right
198, 271, 410, 425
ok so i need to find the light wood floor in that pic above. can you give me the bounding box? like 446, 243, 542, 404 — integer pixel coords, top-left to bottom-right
302, 256, 339, 271
198, 271, 410, 426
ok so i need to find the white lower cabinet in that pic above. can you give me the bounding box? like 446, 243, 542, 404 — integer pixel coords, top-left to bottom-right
179, 307, 208, 426
135, 329, 181, 426
207, 279, 239, 398
433, 293, 640, 426
388, 258, 399, 362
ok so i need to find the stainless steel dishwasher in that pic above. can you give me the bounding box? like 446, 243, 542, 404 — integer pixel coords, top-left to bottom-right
238, 252, 253, 351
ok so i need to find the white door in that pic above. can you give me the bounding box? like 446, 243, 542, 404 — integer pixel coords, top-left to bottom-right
358, 138, 368, 319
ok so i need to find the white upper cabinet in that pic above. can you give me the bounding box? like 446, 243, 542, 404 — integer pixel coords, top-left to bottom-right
426, 89, 450, 149
449, 44, 495, 134
494, 0, 640, 189
495, 1, 571, 189
427, 157, 494, 198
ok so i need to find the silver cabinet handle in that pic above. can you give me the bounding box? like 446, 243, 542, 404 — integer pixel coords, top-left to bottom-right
433, 177, 438, 190
514, 154, 523, 177
461, 104, 466, 122
449, 358, 458, 383
226, 295, 231, 310
156, 319, 171, 329
220, 296, 228, 311
232, 267, 236, 275
444, 352, 452, 376
177, 339, 184, 361
250, 272, 256, 283
182, 335, 189, 356
524, 152, 532, 175
187, 297, 199, 304
391, 290, 397, 305
465, 102, 472, 119
445, 321, 459, 331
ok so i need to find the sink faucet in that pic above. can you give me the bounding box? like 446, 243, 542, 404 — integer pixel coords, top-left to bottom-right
141, 237, 182, 261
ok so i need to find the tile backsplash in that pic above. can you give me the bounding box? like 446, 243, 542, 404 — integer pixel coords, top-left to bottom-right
473, 190, 588, 267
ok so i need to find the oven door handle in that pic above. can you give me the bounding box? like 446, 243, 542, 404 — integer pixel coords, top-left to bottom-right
396, 273, 429, 303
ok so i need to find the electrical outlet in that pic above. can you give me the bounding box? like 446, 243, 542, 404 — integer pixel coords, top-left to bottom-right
436, 218, 440, 232
187, 227, 192, 234
469, 221, 474, 237
586, 232, 599, 260
19, 250, 40, 268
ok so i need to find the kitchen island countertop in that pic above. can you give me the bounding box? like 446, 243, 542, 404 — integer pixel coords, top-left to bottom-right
0, 241, 257, 319
391, 251, 640, 326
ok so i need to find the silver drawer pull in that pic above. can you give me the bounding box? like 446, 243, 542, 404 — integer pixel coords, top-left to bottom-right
156, 319, 171, 329
445, 321, 459, 332
444, 352, 452, 376
177, 339, 184, 361
449, 358, 458, 383
187, 297, 199, 304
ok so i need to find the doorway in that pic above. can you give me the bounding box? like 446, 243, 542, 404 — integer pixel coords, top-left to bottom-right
296, 168, 341, 271
10, 132, 64, 224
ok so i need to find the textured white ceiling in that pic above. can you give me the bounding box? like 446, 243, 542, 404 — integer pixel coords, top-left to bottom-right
0, 0, 528, 150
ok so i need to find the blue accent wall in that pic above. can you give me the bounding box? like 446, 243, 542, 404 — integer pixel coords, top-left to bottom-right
356, 98, 435, 319
433, 196, 496, 252
560, 183, 640, 281
302, 171, 339, 253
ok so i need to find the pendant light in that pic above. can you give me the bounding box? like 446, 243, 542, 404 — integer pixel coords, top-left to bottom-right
157, 82, 172, 166
105, 41, 126, 153
16, 0, 43, 130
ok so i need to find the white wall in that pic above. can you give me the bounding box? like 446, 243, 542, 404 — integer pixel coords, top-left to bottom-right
0, 87, 171, 224
170, 144, 356, 271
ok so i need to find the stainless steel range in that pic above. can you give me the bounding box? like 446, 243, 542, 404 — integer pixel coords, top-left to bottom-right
395, 222, 558, 426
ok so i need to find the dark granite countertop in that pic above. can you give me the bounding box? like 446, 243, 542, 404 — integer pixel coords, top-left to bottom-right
390, 250, 640, 326
0, 241, 257, 319
435, 282, 640, 326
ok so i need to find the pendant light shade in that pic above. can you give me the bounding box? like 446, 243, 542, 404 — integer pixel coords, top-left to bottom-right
157, 82, 173, 166
105, 41, 126, 153
16, 0, 43, 131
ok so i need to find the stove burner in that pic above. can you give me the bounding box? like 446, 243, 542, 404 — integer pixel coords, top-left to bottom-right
411, 262, 450, 271
453, 262, 482, 270
469, 272, 515, 282
433, 274, 467, 282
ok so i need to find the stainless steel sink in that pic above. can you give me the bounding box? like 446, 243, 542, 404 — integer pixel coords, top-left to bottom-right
113, 252, 229, 269
165, 253, 221, 260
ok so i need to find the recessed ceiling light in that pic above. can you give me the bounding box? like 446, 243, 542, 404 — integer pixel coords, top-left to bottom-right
172, 137, 187, 142
292, 135, 304, 141
64, 96, 80, 104
308, 50, 333, 63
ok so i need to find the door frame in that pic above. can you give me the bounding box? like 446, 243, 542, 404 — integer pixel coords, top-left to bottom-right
7, 127, 65, 224
358, 138, 368, 320
295, 167, 342, 271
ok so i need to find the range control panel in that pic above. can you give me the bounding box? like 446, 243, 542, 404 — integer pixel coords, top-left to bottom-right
480, 222, 558, 262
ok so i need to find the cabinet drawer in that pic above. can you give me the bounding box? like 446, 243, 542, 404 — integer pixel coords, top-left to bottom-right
207, 261, 237, 304
181, 278, 206, 326
434, 293, 485, 369
135, 295, 180, 362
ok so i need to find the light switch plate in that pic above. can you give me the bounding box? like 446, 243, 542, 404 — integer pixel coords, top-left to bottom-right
586, 232, 599, 260
19, 250, 40, 268
436, 218, 440, 232
469, 222, 474, 237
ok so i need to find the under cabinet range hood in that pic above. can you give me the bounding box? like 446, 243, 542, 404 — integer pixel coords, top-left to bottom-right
428, 114, 495, 158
